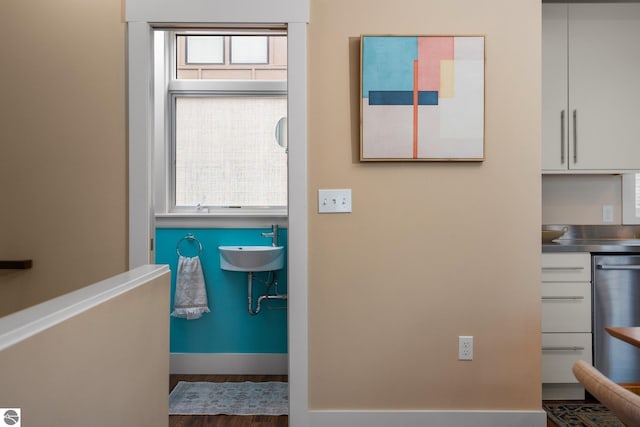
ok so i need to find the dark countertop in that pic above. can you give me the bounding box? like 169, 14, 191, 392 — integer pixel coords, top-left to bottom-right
543, 239, 640, 253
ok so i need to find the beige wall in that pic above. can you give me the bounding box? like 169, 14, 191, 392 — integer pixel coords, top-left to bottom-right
542, 175, 623, 225
0, 0, 127, 316
0, 273, 170, 426
0, 0, 543, 414
308, 0, 541, 410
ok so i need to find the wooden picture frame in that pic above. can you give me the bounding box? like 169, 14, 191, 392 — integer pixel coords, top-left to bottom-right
360, 35, 485, 161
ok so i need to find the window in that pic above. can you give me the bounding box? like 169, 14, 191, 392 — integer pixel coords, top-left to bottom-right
230, 36, 268, 64
186, 36, 224, 64
622, 174, 640, 224
176, 33, 287, 80
158, 29, 288, 215
173, 96, 287, 207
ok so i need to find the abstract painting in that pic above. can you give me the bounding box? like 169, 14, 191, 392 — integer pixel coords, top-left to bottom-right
360, 35, 485, 161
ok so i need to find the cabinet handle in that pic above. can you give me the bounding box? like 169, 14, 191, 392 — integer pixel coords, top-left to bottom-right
573, 109, 577, 163
542, 267, 585, 271
560, 110, 565, 164
542, 346, 585, 352
597, 264, 640, 271
542, 296, 585, 300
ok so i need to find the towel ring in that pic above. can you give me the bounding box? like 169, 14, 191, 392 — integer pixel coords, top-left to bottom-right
176, 233, 203, 257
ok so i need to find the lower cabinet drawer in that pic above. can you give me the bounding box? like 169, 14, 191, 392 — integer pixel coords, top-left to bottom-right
542, 333, 592, 383
542, 282, 591, 333
541, 253, 591, 282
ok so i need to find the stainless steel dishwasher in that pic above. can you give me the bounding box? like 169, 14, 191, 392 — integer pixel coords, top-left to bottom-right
593, 254, 640, 382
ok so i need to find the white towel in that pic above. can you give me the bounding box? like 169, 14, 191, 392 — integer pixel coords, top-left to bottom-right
171, 255, 211, 320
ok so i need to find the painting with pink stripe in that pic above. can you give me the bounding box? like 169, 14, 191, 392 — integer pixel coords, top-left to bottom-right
360, 35, 485, 162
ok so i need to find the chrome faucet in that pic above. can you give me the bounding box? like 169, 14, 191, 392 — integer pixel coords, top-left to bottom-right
261, 224, 279, 247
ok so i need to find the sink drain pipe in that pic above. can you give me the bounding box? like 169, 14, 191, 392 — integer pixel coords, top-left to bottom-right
247, 271, 287, 315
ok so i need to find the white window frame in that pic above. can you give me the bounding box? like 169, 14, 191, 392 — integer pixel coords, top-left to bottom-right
153, 31, 289, 227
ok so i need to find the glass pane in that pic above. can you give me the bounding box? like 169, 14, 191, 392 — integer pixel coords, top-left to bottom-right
174, 97, 287, 207
176, 35, 286, 80
186, 36, 224, 64
231, 36, 268, 64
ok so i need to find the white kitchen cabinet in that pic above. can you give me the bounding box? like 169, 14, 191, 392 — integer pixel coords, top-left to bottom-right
541, 252, 590, 282
542, 283, 591, 333
542, 333, 592, 383
542, 3, 568, 172
542, 4, 640, 173
541, 252, 592, 400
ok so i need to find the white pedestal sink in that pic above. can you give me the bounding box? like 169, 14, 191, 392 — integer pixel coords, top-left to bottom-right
218, 246, 285, 272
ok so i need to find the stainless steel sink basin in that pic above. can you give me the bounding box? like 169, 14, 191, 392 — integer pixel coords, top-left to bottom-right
218, 245, 285, 272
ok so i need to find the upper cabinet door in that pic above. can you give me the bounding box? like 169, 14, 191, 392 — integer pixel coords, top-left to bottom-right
542, 3, 640, 173
569, 4, 640, 171
542, 4, 569, 172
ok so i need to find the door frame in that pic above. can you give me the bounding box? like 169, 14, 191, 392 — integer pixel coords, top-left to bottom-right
126, 2, 309, 426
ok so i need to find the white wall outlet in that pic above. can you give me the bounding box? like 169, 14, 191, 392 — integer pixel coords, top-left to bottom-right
318, 189, 352, 213
603, 204, 614, 223
458, 336, 473, 361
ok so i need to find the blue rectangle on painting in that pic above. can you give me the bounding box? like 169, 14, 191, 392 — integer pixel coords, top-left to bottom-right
369, 91, 412, 105
368, 91, 438, 106
418, 91, 438, 105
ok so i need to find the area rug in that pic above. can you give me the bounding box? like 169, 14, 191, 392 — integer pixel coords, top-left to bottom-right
169, 381, 288, 415
543, 403, 624, 427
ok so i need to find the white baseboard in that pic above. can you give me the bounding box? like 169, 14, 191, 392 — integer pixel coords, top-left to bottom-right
170, 354, 546, 427
309, 410, 547, 427
170, 353, 288, 375
542, 383, 585, 400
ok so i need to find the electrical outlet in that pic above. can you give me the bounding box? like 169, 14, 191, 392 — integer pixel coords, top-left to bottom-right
603, 205, 614, 223
459, 336, 473, 361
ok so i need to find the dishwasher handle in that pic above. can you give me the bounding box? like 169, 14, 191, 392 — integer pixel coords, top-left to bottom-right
596, 264, 640, 271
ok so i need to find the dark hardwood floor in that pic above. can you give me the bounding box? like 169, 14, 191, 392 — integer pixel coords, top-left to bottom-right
169, 374, 288, 427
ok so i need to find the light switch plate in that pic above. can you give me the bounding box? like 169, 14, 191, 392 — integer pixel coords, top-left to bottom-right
318, 189, 352, 213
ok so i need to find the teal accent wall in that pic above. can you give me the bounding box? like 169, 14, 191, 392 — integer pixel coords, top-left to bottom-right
155, 228, 287, 354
